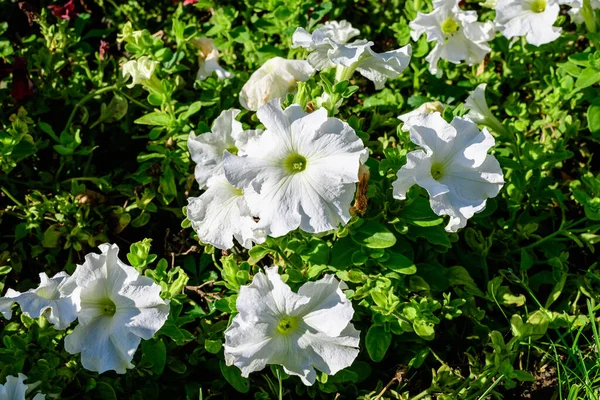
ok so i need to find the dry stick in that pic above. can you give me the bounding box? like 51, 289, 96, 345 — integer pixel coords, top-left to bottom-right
185, 280, 220, 299
374, 369, 405, 400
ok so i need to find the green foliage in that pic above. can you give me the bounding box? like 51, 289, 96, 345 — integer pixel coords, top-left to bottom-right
1, 0, 600, 398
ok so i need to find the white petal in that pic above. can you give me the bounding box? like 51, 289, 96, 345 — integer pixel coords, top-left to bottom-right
187, 109, 243, 189
398, 102, 445, 132
320, 20, 360, 43
355, 45, 412, 89
0, 289, 21, 319
297, 275, 355, 336
239, 58, 314, 111
495, 0, 561, 46
0, 374, 28, 399
64, 314, 140, 374
186, 176, 265, 250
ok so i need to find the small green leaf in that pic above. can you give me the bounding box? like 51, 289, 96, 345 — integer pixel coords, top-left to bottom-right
220, 360, 250, 393
365, 325, 391, 362
135, 112, 171, 126
352, 221, 397, 249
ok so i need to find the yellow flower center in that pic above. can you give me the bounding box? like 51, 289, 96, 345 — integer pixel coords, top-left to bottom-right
531, 0, 546, 12
430, 162, 445, 181
100, 299, 117, 316
283, 153, 307, 173
277, 317, 299, 335
226, 145, 239, 155
441, 18, 459, 35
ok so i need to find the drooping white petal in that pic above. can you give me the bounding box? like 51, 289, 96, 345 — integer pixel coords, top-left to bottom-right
65, 243, 169, 374
495, 0, 561, 46
239, 57, 315, 111
121, 56, 159, 89
224, 100, 367, 237
13, 272, 79, 330
0, 374, 28, 400
224, 267, 360, 386
393, 112, 504, 231
192, 37, 233, 81
187, 176, 265, 250
0, 289, 21, 319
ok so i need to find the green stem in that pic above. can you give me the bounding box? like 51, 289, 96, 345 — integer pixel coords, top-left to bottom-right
63, 85, 118, 133
410, 389, 431, 400
277, 368, 283, 400
115, 89, 153, 111
0, 186, 23, 206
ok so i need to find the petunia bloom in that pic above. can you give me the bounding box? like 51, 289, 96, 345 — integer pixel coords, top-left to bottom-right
223, 99, 368, 237
464, 84, 505, 134
0, 272, 79, 330
122, 56, 161, 92
0, 374, 45, 400
392, 112, 504, 232
559, 0, 600, 24
187, 109, 260, 189
64, 243, 170, 374
239, 57, 314, 111
292, 23, 411, 89
47, 0, 78, 21
224, 266, 360, 385
495, 0, 561, 46
398, 101, 445, 132
187, 176, 266, 250
192, 37, 233, 81
410, 0, 495, 74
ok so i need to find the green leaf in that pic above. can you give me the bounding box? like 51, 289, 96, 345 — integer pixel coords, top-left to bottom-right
204, 339, 222, 354
95, 381, 117, 400
352, 221, 397, 249
141, 339, 166, 374
220, 360, 250, 393
379, 252, 416, 274
134, 112, 171, 126
365, 325, 391, 362
587, 101, 600, 138
575, 67, 600, 89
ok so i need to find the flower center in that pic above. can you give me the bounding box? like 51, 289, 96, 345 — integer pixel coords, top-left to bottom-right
283, 153, 307, 173
277, 317, 299, 335
430, 162, 445, 181
441, 18, 459, 35
531, 0, 546, 12
226, 145, 239, 155
100, 299, 117, 316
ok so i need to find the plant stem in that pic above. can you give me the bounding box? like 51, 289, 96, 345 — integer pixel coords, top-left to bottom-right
0, 186, 23, 206
410, 389, 431, 400
277, 367, 283, 400
115, 89, 153, 111
63, 85, 118, 134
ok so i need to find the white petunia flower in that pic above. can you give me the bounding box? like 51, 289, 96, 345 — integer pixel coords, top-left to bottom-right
398, 101, 445, 132
495, 0, 561, 46
122, 56, 161, 92
292, 25, 411, 89
464, 84, 505, 133
64, 243, 170, 374
392, 112, 504, 232
187, 109, 260, 189
239, 57, 315, 112
410, 0, 496, 74
192, 37, 233, 81
0, 374, 45, 400
559, 0, 600, 24
224, 266, 360, 386
187, 176, 265, 250
0, 272, 79, 330
223, 99, 368, 237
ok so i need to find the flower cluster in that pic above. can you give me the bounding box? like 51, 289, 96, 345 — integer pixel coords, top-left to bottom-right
411, 0, 591, 73
0, 244, 169, 374
187, 99, 368, 249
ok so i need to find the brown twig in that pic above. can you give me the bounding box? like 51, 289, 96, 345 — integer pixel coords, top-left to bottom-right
374, 368, 406, 400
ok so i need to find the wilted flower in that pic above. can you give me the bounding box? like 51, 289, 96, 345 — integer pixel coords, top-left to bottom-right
292, 23, 411, 89
239, 57, 314, 111
495, 0, 561, 46
0, 272, 79, 330
4, 57, 35, 102
464, 84, 505, 134
0, 374, 45, 400
398, 101, 445, 132
410, 0, 495, 74
187, 176, 265, 249
224, 266, 360, 385
99, 40, 110, 61
48, 0, 77, 21
122, 56, 161, 92
392, 112, 504, 232
64, 243, 170, 374
192, 37, 233, 81
187, 109, 260, 189
224, 99, 368, 237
